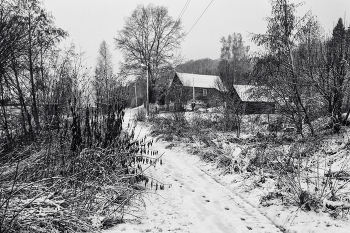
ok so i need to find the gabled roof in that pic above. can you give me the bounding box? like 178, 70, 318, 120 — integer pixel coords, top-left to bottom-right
233, 85, 274, 103
176, 72, 223, 91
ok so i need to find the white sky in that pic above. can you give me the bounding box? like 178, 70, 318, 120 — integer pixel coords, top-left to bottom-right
44, 0, 350, 72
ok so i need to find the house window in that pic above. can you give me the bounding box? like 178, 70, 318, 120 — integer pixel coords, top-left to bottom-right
203, 89, 207, 96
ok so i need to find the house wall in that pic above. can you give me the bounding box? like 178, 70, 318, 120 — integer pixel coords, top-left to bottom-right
167, 84, 222, 107
243, 102, 275, 114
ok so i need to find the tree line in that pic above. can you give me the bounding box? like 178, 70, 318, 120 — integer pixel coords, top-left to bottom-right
252, 0, 350, 136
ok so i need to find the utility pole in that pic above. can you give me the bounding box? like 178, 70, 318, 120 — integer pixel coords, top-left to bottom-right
141, 63, 149, 116
192, 76, 195, 101
134, 79, 137, 107
147, 68, 149, 115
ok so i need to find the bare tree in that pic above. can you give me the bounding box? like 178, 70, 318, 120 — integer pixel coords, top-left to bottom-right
115, 4, 185, 108
219, 33, 251, 87
17, 0, 66, 131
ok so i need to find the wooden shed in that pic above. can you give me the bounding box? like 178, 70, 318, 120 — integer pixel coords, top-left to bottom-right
232, 85, 275, 114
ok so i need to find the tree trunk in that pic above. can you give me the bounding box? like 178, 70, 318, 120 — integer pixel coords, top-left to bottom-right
28, 14, 40, 131
12, 60, 33, 138
288, 44, 314, 136
0, 76, 11, 142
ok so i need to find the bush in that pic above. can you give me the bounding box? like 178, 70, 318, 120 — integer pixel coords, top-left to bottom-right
190, 112, 216, 130
150, 113, 189, 140
0, 104, 150, 232
250, 138, 350, 215
134, 108, 146, 122
0, 136, 144, 232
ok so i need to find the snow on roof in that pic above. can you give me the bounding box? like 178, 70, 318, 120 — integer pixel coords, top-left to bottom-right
233, 85, 274, 102
176, 72, 223, 90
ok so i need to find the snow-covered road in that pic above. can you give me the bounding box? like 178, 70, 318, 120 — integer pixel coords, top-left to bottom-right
104, 109, 282, 233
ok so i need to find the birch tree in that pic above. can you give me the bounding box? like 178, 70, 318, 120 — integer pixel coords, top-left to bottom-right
252, 0, 315, 136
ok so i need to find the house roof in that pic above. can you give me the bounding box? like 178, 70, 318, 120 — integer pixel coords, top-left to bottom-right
233, 85, 274, 103
176, 72, 224, 91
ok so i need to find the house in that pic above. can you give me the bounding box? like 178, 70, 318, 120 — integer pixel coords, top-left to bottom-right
232, 85, 275, 114
166, 72, 275, 114
167, 72, 225, 109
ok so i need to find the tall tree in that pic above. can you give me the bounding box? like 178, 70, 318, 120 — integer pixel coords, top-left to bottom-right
17, 0, 66, 131
252, 0, 315, 136
115, 4, 185, 110
218, 33, 250, 88
0, 0, 26, 140
0, 0, 66, 139
214, 33, 251, 138
94, 40, 114, 108
327, 19, 349, 122
296, 17, 350, 128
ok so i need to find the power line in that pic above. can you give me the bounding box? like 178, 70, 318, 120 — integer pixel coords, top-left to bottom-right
185, 0, 213, 38
177, 0, 190, 22
171, 0, 190, 63
167, 0, 190, 36
177, 0, 189, 21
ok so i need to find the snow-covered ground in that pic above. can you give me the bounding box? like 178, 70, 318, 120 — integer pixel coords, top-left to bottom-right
196, 147, 350, 233
105, 136, 281, 232
105, 108, 350, 233
104, 108, 281, 233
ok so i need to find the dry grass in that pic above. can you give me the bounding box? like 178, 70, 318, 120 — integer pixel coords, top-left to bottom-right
0, 127, 145, 232
148, 110, 350, 218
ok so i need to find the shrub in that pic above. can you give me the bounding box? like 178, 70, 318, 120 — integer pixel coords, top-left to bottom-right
0, 103, 151, 232
0, 136, 144, 232
253, 138, 350, 216
134, 108, 146, 122
150, 113, 189, 139
189, 112, 216, 130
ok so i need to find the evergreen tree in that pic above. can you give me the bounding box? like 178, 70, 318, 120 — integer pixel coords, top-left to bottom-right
94, 41, 114, 109
326, 18, 348, 122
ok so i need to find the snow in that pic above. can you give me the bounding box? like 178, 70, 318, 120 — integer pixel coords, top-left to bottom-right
105, 108, 350, 233
105, 139, 282, 233
104, 108, 282, 233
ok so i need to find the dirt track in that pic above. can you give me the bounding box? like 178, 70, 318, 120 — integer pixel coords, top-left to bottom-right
105, 109, 282, 233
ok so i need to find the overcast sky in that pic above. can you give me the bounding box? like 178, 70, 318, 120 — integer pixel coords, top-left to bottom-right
44, 0, 350, 72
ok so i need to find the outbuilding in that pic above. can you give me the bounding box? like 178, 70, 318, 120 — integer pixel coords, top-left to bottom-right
232, 85, 275, 114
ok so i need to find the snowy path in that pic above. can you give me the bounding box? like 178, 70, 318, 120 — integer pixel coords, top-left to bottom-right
103, 110, 282, 233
